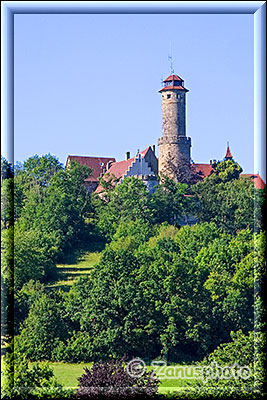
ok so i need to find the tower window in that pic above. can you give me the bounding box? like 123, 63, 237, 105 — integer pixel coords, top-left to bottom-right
167, 94, 171, 99
177, 94, 180, 99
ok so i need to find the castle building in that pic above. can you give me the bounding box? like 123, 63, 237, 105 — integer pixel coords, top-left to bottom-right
158, 74, 191, 183
95, 146, 158, 194
66, 155, 116, 193
66, 72, 265, 192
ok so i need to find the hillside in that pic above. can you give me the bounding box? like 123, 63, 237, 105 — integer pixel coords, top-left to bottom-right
47, 241, 104, 291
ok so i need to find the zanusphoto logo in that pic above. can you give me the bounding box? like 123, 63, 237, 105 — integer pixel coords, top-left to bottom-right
126, 359, 251, 383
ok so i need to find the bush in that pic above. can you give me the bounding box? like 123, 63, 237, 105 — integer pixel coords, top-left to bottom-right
16, 292, 72, 361
1, 341, 73, 399
76, 357, 159, 399
179, 330, 266, 399
51, 332, 93, 363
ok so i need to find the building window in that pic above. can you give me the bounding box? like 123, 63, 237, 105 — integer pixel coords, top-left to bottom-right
167, 94, 171, 99
177, 94, 180, 99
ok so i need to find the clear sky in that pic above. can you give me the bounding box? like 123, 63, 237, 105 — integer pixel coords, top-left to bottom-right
13, 12, 257, 176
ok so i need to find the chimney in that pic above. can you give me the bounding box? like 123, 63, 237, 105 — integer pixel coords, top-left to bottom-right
152, 144, 156, 153
126, 151, 130, 160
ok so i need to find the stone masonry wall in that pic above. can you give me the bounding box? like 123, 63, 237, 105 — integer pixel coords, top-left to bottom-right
158, 89, 191, 181
162, 91, 186, 138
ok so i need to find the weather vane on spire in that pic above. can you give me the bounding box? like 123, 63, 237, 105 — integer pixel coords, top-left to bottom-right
168, 41, 175, 74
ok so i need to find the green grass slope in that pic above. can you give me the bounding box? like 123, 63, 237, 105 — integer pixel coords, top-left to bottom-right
47, 241, 104, 291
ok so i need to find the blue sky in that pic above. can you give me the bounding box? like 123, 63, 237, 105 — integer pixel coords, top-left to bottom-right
13, 12, 257, 175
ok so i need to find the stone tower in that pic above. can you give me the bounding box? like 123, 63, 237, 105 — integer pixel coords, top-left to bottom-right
158, 74, 191, 182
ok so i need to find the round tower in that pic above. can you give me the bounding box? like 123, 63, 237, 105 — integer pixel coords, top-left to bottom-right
158, 74, 191, 182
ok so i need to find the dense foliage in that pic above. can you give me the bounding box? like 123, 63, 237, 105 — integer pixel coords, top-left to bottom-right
1, 155, 266, 399
191, 159, 264, 233
54, 224, 258, 363
1, 341, 71, 399
179, 329, 266, 399
2, 155, 93, 315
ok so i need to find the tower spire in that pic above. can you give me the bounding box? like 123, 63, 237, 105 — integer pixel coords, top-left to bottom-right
224, 142, 233, 160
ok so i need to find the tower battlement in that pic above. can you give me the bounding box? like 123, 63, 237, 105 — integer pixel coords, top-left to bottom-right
158, 136, 191, 145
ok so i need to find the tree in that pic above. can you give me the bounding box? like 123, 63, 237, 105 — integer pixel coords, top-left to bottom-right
186, 330, 266, 399
16, 159, 93, 265
92, 177, 152, 240
192, 174, 259, 234
150, 176, 190, 226
13, 227, 57, 291
197, 230, 255, 344
16, 292, 73, 361
206, 159, 243, 183
97, 172, 119, 193
14, 154, 63, 188
64, 222, 256, 363
1, 226, 14, 343
1, 340, 71, 399
1, 156, 13, 181
1, 178, 14, 229
14, 280, 45, 335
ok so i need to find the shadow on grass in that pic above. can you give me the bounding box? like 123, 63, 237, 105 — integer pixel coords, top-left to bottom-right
46, 236, 106, 292
59, 236, 106, 266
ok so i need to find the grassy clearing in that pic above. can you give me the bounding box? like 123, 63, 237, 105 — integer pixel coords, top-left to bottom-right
47, 241, 104, 291
48, 362, 92, 388
46, 362, 197, 394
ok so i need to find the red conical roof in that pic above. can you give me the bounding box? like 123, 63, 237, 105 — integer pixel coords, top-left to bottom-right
163, 74, 183, 82
225, 145, 233, 159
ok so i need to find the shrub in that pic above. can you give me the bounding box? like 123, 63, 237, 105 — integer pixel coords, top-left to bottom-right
51, 332, 93, 363
1, 341, 73, 399
179, 330, 266, 399
76, 357, 159, 399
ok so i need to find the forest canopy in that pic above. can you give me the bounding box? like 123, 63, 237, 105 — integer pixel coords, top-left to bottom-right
1, 154, 266, 399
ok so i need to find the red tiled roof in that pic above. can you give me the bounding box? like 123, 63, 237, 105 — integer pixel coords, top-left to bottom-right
225, 146, 233, 159
67, 155, 116, 182
105, 147, 150, 180
95, 148, 150, 193
106, 158, 133, 181
190, 163, 265, 189
163, 74, 183, 82
159, 86, 188, 92
240, 174, 265, 189
191, 163, 214, 178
